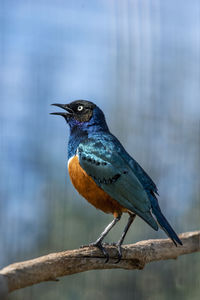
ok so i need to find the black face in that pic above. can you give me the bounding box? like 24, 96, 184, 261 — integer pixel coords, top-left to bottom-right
51, 100, 96, 122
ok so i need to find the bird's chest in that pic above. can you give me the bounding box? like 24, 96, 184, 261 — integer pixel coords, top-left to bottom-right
67, 155, 125, 215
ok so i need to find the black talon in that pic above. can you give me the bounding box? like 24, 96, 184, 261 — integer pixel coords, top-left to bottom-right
95, 241, 110, 263
115, 243, 122, 263
87, 241, 110, 262
80, 242, 109, 262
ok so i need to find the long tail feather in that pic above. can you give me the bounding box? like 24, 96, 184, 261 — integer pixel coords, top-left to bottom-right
152, 207, 182, 246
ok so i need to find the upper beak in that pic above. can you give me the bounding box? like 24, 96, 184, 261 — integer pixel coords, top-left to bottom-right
50, 103, 73, 117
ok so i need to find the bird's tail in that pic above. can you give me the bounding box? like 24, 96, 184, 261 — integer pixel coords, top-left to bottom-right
152, 206, 182, 246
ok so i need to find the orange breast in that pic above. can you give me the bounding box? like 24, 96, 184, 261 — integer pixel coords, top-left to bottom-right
68, 155, 127, 217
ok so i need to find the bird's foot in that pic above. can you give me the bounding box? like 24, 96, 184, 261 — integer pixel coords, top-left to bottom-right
80, 241, 109, 263
114, 243, 122, 264
101, 242, 123, 263
80, 241, 122, 263
90, 241, 110, 263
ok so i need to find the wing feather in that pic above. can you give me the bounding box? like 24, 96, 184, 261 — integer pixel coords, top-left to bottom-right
78, 138, 158, 230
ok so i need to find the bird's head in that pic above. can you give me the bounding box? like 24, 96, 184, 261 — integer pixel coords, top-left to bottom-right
51, 100, 109, 132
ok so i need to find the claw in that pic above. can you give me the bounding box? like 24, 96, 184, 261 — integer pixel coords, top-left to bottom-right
94, 241, 110, 263
82, 241, 110, 262
115, 243, 122, 264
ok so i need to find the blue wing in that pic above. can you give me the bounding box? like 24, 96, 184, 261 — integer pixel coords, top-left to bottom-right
78, 134, 159, 231
120, 149, 158, 195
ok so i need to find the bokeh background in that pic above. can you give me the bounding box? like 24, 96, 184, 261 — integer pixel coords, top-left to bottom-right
0, 0, 200, 299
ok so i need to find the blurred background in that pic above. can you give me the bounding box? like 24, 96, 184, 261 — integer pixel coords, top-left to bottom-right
0, 0, 200, 299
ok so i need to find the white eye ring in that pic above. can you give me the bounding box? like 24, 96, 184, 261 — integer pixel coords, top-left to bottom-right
77, 105, 84, 111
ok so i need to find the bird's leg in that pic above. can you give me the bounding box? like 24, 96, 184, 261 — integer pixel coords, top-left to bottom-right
93, 215, 121, 244
115, 213, 136, 263
88, 215, 121, 263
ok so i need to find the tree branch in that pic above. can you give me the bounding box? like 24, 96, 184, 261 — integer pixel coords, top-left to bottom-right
0, 231, 199, 296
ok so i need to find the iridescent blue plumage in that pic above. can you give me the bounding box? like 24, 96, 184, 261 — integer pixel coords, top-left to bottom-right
51, 100, 182, 262
67, 105, 109, 159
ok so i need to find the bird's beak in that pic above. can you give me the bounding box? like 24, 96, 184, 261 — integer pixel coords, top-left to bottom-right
50, 103, 73, 117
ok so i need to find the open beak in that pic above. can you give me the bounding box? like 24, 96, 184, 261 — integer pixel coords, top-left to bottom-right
50, 103, 73, 117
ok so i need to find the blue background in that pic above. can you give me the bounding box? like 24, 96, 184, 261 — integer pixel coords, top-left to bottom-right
0, 0, 199, 299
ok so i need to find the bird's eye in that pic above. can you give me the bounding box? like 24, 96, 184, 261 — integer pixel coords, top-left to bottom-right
77, 105, 84, 112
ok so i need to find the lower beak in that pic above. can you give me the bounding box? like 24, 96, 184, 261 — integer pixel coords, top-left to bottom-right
50, 103, 73, 117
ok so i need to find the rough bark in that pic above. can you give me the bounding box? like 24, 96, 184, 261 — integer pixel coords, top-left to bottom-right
0, 231, 199, 297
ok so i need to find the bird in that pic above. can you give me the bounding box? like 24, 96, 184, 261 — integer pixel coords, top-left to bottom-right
51, 100, 182, 262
